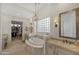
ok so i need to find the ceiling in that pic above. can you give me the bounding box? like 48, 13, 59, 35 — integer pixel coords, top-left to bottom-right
1, 3, 79, 20
1, 3, 50, 19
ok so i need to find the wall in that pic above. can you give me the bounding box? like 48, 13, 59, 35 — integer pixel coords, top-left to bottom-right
1, 14, 30, 43
0, 4, 2, 51
37, 3, 79, 37
1, 15, 11, 42
0, 3, 32, 43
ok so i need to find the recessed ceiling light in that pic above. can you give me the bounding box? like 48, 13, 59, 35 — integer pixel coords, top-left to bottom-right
18, 25, 21, 27
11, 24, 13, 26
15, 24, 18, 27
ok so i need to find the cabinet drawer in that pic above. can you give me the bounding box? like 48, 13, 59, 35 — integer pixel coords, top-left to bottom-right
56, 47, 75, 55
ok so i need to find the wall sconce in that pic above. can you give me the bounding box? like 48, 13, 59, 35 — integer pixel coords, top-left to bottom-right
54, 19, 58, 28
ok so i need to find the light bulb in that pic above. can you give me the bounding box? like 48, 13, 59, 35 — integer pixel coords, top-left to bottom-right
18, 25, 21, 27
15, 24, 18, 27
11, 24, 13, 26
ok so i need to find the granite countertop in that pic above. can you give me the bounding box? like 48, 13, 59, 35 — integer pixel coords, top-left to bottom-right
47, 38, 79, 54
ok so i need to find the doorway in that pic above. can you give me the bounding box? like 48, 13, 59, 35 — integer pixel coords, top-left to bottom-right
11, 21, 23, 41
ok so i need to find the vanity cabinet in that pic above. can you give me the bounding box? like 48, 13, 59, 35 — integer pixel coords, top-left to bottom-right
46, 43, 56, 55
32, 48, 44, 55
46, 42, 78, 55
55, 47, 75, 55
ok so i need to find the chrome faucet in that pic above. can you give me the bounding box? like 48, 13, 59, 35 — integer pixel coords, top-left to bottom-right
62, 40, 73, 44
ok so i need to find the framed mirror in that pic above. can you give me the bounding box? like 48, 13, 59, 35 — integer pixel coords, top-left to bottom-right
59, 10, 76, 39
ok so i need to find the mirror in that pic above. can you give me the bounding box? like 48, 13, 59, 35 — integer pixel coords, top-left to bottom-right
59, 10, 76, 39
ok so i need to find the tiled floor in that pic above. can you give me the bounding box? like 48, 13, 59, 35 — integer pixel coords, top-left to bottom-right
1, 38, 44, 55
1, 38, 32, 55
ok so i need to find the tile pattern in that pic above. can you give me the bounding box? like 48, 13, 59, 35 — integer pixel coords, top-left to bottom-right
1, 38, 44, 55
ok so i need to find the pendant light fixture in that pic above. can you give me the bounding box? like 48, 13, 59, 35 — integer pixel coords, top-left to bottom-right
32, 3, 38, 21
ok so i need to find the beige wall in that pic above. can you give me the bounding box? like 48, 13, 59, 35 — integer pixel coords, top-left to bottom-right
1, 15, 12, 42
0, 4, 2, 51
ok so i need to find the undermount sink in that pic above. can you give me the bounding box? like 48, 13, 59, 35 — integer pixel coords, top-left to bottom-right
25, 37, 44, 48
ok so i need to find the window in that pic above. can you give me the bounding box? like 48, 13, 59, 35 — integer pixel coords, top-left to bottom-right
37, 17, 50, 33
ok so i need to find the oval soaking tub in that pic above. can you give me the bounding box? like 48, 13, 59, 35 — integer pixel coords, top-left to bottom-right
25, 37, 44, 48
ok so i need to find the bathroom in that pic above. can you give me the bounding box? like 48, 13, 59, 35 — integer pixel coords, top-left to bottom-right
0, 3, 79, 55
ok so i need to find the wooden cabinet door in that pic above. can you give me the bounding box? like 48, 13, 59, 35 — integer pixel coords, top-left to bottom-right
56, 47, 75, 55
46, 43, 55, 55
32, 48, 44, 55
